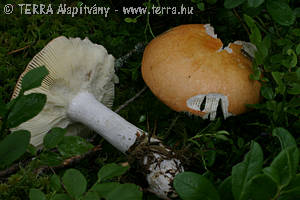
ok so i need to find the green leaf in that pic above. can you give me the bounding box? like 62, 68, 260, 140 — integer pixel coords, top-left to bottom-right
43, 127, 66, 149
266, 0, 296, 26
52, 194, 72, 200
270, 54, 284, 64
204, 150, 216, 166
215, 134, 230, 141
197, 3, 205, 11
232, 141, 263, 200
27, 144, 37, 156
91, 182, 120, 198
7, 93, 46, 128
50, 174, 61, 192
284, 173, 300, 190
174, 172, 220, 200
242, 174, 277, 200
0, 130, 30, 166
263, 166, 280, 185
62, 168, 87, 198
256, 43, 268, 62
247, 0, 264, 8
124, 17, 137, 23
39, 151, 64, 166
82, 192, 99, 200
97, 163, 129, 182
216, 130, 230, 135
278, 174, 300, 200
296, 68, 300, 80
296, 44, 300, 55
272, 72, 286, 95
57, 136, 93, 157
288, 97, 300, 108
262, 34, 271, 49
218, 176, 234, 200
0, 97, 7, 118
284, 70, 300, 84
21, 66, 49, 92
287, 49, 297, 67
295, 7, 300, 18
206, 0, 217, 4
224, 0, 246, 9
288, 83, 300, 95
243, 14, 261, 45
106, 183, 142, 200
279, 188, 300, 200
92, 182, 142, 200
291, 28, 300, 37
269, 147, 299, 187
272, 127, 297, 149
261, 86, 275, 100
29, 188, 46, 200
250, 63, 261, 80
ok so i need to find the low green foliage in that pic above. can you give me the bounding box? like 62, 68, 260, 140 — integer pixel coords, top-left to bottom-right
0, 0, 299, 199
174, 128, 300, 200
29, 163, 141, 200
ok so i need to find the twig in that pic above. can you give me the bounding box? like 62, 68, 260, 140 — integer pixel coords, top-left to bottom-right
232, 8, 250, 37
7, 45, 30, 55
0, 162, 25, 178
115, 86, 148, 113
163, 114, 180, 140
36, 145, 102, 175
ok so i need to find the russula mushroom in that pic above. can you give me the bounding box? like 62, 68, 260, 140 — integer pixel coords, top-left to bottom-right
11, 36, 183, 199
141, 24, 261, 120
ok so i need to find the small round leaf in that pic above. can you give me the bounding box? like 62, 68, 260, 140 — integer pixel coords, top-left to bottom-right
174, 172, 220, 200
0, 130, 30, 166
267, 0, 296, 26
62, 168, 87, 198
29, 189, 46, 200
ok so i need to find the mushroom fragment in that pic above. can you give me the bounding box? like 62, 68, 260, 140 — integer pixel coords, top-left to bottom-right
141, 24, 261, 120
11, 36, 183, 199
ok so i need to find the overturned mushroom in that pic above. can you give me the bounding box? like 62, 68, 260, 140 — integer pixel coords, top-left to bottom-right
11, 36, 183, 199
142, 24, 261, 120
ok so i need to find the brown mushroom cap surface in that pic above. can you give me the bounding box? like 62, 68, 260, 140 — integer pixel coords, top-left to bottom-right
142, 24, 261, 119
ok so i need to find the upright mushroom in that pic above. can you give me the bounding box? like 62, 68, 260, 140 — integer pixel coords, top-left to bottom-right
142, 24, 261, 120
11, 36, 183, 199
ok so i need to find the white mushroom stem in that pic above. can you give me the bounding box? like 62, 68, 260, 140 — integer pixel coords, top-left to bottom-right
68, 91, 138, 153
67, 91, 183, 199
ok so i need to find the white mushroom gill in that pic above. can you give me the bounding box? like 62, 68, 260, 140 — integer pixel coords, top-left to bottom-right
234, 41, 257, 60
204, 24, 218, 38
186, 93, 233, 120
216, 43, 233, 54
217, 41, 257, 56
203, 25, 234, 54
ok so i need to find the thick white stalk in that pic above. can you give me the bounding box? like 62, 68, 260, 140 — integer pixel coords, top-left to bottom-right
67, 91, 140, 153
67, 91, 183, 199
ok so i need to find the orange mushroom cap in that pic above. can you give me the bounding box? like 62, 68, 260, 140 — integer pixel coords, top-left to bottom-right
142, 24, 261, 120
